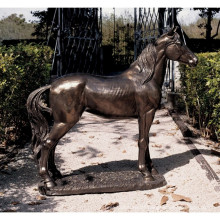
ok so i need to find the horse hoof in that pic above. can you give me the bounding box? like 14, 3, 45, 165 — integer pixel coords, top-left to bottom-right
141, 171, 155, 181
144, 175, 155, 182
151, 167, 159, 175
45, 180, 56, 189
38, 181, 47, 195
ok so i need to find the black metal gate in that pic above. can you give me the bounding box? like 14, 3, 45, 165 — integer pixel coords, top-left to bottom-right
49, 8, 102, 77
134, 8, 176, 58
134, 8, 179, 92
48, 7, 179, 91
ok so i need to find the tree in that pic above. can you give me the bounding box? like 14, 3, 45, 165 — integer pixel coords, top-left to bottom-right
193, 8, 220, 40
0, 14, 35, 42
31, 8, 56, 41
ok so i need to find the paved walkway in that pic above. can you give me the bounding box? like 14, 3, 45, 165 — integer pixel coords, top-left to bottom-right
0, 108, 219, 212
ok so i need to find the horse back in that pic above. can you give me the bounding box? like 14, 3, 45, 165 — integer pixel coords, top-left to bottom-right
49, 74, 137, 118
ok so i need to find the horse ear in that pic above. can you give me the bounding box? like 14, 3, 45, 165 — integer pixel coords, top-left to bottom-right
168, 26, 178, 36
173, 26, 178, 32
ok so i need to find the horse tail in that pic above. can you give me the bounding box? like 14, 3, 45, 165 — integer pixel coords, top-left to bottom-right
26, 84, 52, 161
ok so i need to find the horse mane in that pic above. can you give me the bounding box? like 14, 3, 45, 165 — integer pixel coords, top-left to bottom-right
134, 43, 157, 84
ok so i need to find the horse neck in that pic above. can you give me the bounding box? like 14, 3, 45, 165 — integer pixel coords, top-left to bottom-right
152, 46, 167, 88
121, 45, 167, 86
120, 61, 141, 78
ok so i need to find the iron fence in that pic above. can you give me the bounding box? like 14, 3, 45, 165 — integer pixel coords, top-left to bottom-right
49, 7, 180, 91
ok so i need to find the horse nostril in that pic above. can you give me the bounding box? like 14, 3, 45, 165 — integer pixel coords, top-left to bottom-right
193, 57, 198, 65
189, 57, 198, 67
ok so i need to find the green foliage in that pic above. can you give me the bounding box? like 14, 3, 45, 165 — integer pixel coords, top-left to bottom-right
0, 14, 36, 42
179, 51, 220, 141
0, 43, 52, 146
102, 12, 134, 54
31, 9, 56, 40
101, 11, 135, 70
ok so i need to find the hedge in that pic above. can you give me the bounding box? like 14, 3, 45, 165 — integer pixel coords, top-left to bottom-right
0, 43, 52, 147
179, 51, 220, 141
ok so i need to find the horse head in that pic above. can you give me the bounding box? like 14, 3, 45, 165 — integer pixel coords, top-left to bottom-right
156, 26, 198, 67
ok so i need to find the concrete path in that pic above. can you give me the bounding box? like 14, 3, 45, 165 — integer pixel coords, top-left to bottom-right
0, 109, 219, 212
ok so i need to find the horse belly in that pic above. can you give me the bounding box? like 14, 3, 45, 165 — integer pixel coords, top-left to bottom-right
88, 97, 136, 117
85, 83, 137, 117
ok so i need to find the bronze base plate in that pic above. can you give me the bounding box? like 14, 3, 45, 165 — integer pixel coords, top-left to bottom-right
38, 170, 166, 196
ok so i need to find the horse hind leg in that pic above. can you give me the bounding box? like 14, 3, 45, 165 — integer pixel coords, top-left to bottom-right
48, 146, 62, 180
39, 119, 79, 188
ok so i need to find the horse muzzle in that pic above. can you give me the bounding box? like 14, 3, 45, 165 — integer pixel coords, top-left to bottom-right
188, 57, 198, 67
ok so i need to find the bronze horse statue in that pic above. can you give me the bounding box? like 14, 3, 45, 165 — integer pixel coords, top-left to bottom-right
27, 27, 198, 189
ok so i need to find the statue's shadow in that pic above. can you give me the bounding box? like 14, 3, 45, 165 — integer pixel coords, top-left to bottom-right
57, 147, 209, 178
63, 159, 138, 177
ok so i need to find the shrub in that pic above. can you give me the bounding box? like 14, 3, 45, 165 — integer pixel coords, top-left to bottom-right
179, 51, 220, 141
0, 43, 52, 147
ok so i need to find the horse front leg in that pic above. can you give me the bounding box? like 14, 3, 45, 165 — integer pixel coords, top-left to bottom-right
144, 109, 159, 175
138, 108, 156, 180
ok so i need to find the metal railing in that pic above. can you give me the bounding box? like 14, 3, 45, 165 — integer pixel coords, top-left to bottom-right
48, 7, 180, 92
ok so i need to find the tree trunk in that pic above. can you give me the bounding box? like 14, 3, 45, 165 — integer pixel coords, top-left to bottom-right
206, 8, 212, 41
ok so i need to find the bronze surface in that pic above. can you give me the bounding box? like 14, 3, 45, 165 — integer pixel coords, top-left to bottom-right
27, 27, 198, 193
